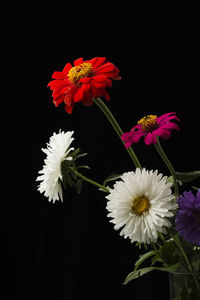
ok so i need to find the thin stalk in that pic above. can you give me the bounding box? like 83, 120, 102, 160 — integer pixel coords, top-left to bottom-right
69, 167, 110, 193
94, 97, 142, 169
154, 137, 179, 196
173, 234, 200, 290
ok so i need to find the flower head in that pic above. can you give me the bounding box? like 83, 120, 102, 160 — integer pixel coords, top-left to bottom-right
121, 112, 180, 147
175, 190, 200, 246
48, 57, 121, 114
106, 168, 176, 244
36, 130, 75, 203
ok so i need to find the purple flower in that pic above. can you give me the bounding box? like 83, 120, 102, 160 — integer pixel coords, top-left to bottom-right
121, 112, 180, 147
175, 190, 200, 246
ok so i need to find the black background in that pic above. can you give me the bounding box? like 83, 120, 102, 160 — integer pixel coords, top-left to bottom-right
2, 2, 199, 299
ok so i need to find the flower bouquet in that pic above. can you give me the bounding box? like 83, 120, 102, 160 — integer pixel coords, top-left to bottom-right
37, 57, 200, 300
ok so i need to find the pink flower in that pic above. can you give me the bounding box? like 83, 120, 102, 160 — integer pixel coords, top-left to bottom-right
121, 112, 180, 148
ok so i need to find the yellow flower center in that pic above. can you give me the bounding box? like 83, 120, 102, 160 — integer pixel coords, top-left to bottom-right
67, 63, 94, 84
137, 115, 158, 132
131, 195, 150, 215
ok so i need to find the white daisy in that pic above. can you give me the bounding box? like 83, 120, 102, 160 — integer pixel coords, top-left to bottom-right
36, 130, 74, 203
106, 168, 176, 244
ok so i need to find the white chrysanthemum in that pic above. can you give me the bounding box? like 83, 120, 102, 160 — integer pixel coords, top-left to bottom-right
106, 168, 176, 244
36, 130, 74, 203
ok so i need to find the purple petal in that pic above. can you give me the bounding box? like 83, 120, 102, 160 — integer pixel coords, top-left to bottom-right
130, 124, 142, 132
153, 128, 171, 139
197, 189, 200, 200
121, 128, 145, 147
144, 132, 156, 145
160, 122, 180, 131
156, 112, 176, 123
176, 190, 200, 246
157, 113, 180, 126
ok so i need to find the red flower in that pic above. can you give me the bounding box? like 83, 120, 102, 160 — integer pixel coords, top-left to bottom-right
48, 57, 121, 113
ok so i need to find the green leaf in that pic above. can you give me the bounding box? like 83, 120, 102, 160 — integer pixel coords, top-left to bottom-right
68, 148, 81, 157
175, 171, 200, 183
159, 240, 180, 265
98, 187, 110, 193
166, 176, 182, 186
76, 165, 91, 170
192, 186, 199, 191
123, 263, 180, 285
103, 173, 122, 187
74, 152, 88, 161
151, 254, 163, 266
134, 250, 156, 270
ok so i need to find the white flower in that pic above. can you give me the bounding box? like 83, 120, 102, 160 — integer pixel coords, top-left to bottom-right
106, 168, 176, 244
36, 130, 74, 203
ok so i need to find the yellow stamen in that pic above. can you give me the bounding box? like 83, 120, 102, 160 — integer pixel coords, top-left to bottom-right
131, 195, 150, 215
137, 115, 158, 132
67, 63, 93, 84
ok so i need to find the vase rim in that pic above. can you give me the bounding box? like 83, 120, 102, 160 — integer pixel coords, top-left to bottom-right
169, 271, 200, 275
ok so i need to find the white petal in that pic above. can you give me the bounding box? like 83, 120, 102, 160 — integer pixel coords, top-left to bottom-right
106, 168, 175, 244
36, 130, 75, 202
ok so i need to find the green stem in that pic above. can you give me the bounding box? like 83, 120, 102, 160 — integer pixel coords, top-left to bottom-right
69, 167, 110, 193
94, 97, 142, 169
173, 233, 200, 290
154, 137, 179, 196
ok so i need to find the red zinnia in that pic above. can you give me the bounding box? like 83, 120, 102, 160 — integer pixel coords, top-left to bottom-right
121, 112, 180, 147
47, 57, 121, 113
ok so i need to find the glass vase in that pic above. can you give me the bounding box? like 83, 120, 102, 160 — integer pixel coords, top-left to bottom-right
169, 271, 200, 300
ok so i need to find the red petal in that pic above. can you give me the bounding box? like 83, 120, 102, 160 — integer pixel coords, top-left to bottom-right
92, 87, 110, 101
53, 85, 72, 98
92, 74, 107, 82
47, 79, 66, 90
63, 85, 77, 105
73, 58, 83, 66
92, 77, 112, 88
90, 57, 106, 69
87, 57, 98, 65
65, 102, 75, 114
82, 91, 93, 106
53, 95, 64, 107
95, 64, 120, 78
63, 62, 72, 73
101, 89, 110, 101
74, 86, 85, 103
95, 62, 116, 73
52, 71, 67, 79
79, 77, 91, 84
112, 75, 122, 80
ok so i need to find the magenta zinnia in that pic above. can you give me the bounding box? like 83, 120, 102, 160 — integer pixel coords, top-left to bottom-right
121, 112, 180, 147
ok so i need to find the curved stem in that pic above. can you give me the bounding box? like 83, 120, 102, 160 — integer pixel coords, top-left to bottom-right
94, 97, 142, 169
69, 167, 110, 193
154, 137, 179, 196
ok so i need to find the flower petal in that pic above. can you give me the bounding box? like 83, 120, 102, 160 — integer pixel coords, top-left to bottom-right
160, 122, 180, 131
153, 128, 171, 139
52, 71, 66, 80
73, 57, 83, 66
74, 86, 85, 103
144, 133, 157, 145
89, 57, 106, 69
63, 63, 72, 73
